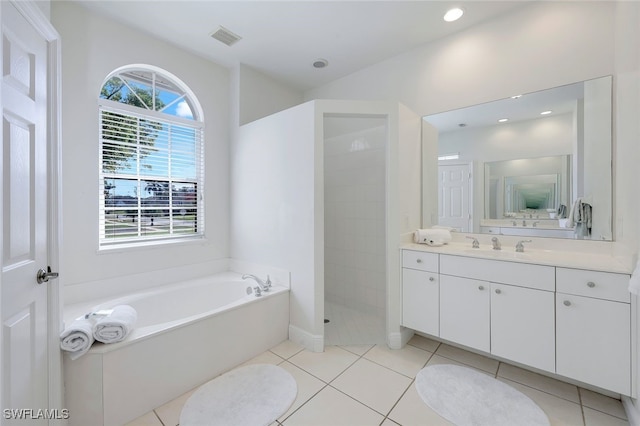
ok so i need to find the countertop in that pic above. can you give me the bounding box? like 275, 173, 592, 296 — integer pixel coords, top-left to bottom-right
400, 241, 633, 274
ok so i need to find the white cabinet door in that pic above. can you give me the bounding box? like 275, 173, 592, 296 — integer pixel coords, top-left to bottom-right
491, 283, 555, 373
402, 268, 439, 336
440, 275, 490, 352
556, 294, 631, 395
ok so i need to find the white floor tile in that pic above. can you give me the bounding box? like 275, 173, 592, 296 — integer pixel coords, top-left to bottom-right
579, 388, 627, 420
277, 361, 326, 422
583, 407, 629, 426
407, 334, 440, 353
435, 344, 499, 375
387, 383, 454, 426
331, 358, 412, 415
498, 363, 580, 403
241, 350, 285, 366
499, 378, 584, 426
282, 386, 384, 426
363, 344, 432, 378
270, 340, 305, 359
339, 344, 374, 356
288, 346, 359, 383
124, 411, 163, 426
153, 388, 196, 426
380, 418, 401, 426
425, 354, 493, 377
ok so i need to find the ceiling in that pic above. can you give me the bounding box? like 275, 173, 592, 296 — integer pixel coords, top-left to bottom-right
74, 1, 531, 92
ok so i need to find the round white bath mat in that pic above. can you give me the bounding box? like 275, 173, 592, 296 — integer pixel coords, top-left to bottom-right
415, 364, 549, 426
180, 363, 297, 426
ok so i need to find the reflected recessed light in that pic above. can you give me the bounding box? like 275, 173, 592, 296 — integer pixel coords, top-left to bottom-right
498, 118, 509, 123
511, 95, 522, 99
312, 58, 329, 69
540, 110, 552, 115
444, 7, 464, 22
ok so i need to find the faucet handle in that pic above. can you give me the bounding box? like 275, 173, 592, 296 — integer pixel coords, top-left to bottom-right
515, 240, 532, 252
465, 236, 479, 248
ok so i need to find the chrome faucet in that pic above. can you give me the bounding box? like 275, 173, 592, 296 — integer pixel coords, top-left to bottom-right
532, 221, 540, 228
466, 236, 479, 248
242, 274, 272, 293
516, 240, 532, 252
491, 236, 501, 250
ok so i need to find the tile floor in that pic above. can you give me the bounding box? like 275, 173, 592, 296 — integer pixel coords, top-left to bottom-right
127, 335, 629, 426
324, 302, 386, 346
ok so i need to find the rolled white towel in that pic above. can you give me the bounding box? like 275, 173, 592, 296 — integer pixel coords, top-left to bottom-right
93, 305, 138, 344
413, 228, 452, 246
60, 318, 95, 360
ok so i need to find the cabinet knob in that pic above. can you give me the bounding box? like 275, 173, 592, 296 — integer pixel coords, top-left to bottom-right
587, 281, 595, 288
416, 259, 423, 263
429, 276, 435, 282
478, 285, 484, 291
563, 300, 572, 306
495, 289, 501, 294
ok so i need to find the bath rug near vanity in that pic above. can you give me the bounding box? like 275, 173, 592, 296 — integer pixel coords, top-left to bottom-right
179, 363, 297, 426
415, 364, 550, 426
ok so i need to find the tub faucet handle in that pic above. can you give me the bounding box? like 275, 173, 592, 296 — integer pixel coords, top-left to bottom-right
516, 240, 532, 252
465, 236, 479, 248
491, 236, 501, 250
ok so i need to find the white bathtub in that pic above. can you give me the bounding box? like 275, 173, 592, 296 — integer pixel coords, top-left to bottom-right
63, 272, 290, 426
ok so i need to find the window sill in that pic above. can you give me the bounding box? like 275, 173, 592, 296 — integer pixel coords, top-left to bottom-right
97, 236, 208, 255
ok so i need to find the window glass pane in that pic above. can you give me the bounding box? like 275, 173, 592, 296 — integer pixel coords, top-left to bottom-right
104, 211, 140, 240
173, 208, 198, 234
141, 210, 171, 236
104, 178, 138, 208
173, 183, 197, 208
141, 180, 171, 209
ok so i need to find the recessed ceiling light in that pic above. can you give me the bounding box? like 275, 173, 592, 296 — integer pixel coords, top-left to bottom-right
458, 123, 467, 127
498, 118, 509, 123
444, 7, 464, 22
540, 110, 552, 115
313, 58, 329, 69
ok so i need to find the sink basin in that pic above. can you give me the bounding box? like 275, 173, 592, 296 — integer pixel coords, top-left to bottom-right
462, 248, 532, 261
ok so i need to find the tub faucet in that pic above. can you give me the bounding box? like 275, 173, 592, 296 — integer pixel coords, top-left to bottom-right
516, 240, 532, 252
242, 274, 271, 292
491, 236, 501, 250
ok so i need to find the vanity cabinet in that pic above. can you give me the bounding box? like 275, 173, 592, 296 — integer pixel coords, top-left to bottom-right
439, 254, 555, 373
401, 251, 439, 336
556, 268, 631, 395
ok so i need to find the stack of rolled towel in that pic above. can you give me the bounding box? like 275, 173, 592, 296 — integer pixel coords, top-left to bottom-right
59, 305, 138, 360
413, 227, 453, 246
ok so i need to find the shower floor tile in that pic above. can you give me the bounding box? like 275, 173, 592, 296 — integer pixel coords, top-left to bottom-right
324, 301, 385, 346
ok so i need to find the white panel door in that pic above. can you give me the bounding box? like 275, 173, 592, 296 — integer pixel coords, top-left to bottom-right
440, 275, 490, 352
402, 268, 439, 336
1, 2, 51, 422
556, 294, 630, 395
438, 163, 471, 231
491, 283, 555, 373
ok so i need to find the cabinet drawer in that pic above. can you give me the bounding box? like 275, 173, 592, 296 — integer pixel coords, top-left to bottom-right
402, 250, 438, 272
556, 268, 630, 303
440, 255, 554, 291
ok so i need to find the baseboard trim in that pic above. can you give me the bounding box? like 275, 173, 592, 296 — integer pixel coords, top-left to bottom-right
289, 324, 324, 353
388, 328, 414, 349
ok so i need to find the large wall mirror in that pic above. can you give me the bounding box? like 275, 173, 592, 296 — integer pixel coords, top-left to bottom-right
423, 75, 612, 241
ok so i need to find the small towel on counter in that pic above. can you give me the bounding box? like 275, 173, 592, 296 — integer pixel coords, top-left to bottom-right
629, 258, 640, 295
413, 228, 452, 246
93, 305, 138, 344
60, 318, 95, 360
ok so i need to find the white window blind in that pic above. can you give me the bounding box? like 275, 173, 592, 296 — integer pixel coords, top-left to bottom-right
99, 101, 204, 246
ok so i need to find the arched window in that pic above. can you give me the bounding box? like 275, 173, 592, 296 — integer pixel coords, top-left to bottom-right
98, 65, 204, 247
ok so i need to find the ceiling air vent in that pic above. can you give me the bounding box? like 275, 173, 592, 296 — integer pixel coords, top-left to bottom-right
210, 26, 242, 47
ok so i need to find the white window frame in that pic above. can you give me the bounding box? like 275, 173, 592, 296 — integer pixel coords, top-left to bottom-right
98, 68, 205, 249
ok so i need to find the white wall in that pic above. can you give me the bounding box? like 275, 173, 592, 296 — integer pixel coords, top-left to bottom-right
52, 2, 231, 299
324, 119, 387, 318
238, 64, 303, 126
231, 101, 318, 345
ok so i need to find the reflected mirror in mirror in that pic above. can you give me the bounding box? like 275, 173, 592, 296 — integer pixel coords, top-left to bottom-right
423, 75, 612, 240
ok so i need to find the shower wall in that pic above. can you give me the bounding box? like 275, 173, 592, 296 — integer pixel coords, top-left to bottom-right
324, 118, 387, 319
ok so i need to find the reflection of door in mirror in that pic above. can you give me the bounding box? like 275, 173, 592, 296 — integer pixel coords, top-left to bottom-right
438, 163, 472, 231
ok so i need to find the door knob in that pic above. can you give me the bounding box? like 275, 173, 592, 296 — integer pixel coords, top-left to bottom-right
36, 266, 59, 284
